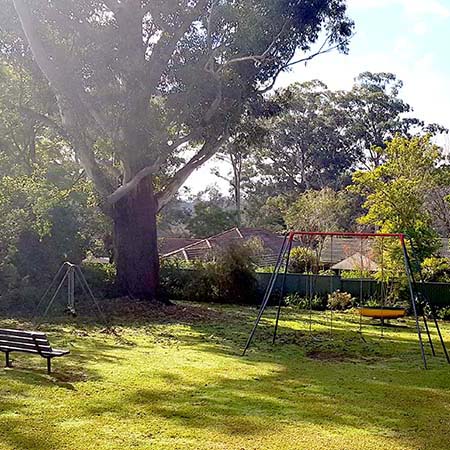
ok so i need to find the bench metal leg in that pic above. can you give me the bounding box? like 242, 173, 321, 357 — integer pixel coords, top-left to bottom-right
47, 358, 51, 374
5, 352, 11, 368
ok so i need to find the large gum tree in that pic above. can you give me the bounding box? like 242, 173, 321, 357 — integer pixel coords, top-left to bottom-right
2, 0, 353, 300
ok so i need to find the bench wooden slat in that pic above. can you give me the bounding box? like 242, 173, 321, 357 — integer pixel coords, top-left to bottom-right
0, 345, 41, 354
0, 328, 46, 338
0, 334, 50, 346
0, 328, 69, 373
0, 340, 52, 352
0, 333, 50, 347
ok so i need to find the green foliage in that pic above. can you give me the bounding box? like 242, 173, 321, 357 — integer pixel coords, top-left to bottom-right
244, 195, 287, 232
341, 270, 374, 279
187, 201, 238, 238
284, 188, 354, 232
327, 290, 353, 310
421, 257, 450, 282
350, 136, 442, 265
288, 247, 318, 273
338, 72, 446, 168
161, 242, 259, 304
437, 306, 450, 321
0, 169, 109, 309
284, 293, 325, 310
82, 262, 117, 299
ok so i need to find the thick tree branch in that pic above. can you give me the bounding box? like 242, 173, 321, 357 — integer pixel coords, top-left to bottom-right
106, 159, 163, 205
147, 0, 209, 89
156, 134, 228, 211
16, 104, 70, 140
13, 0, 112, 136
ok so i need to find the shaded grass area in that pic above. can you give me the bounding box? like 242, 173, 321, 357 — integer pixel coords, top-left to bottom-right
0, 302, 449, 450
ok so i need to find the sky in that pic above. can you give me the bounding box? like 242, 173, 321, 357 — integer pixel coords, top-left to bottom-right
184, 0, 450, 197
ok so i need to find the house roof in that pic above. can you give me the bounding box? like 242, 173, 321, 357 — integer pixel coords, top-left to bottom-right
158, 237, 202, 255
161, 227, 290, 261
331, 252, 379, 271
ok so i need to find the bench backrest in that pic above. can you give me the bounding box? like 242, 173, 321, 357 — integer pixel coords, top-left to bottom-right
0, 328, 52, 354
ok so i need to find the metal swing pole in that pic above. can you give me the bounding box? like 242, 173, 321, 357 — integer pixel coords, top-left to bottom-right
308, 255, 313, 335
75, 265, 108, 326
400, 237, 427, 369
407, 238, 450, 364
272, 237, 294, 344
32, 262, 67, 321
36, 267, 71, 326
243, 233, 290, 355
329, 235, 334, 336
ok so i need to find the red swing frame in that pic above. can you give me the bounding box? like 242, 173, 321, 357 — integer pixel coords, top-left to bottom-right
242, 231, 449, 369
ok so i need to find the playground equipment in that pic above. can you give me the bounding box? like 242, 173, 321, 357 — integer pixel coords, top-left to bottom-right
243, 231, 450, 369
33, 261, 107, 326
358, 306, 407, 320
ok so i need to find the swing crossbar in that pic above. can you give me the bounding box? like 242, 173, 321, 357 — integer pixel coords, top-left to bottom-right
287, 231, 405, 240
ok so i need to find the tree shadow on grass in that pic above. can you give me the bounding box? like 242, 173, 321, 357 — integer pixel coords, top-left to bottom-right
1, 303, 449, 449
58, 305, 449, 449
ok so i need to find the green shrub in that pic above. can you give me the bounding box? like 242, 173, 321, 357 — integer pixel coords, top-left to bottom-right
327, 290, 353, 310
284, 293, 325, 310
81, 262, 117, 298
421, 257, 450, 282
437, 306, 450, 321
160, 242, 259, 304
289, 247, 318, 273
341, 269, 374, 279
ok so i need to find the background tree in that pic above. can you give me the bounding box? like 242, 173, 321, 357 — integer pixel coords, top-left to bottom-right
338, 72, 447, 168
3, 0, 353, 300
244, 81, 354, 199
350, 135, 442, 260
284, 187, 355, 232
212, 107, 271, 225
187, 202, 238, 238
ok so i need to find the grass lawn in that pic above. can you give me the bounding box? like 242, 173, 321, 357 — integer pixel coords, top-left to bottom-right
1, 302, 450, 450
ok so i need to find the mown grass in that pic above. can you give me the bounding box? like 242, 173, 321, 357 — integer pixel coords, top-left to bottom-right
0, 302, 450, 450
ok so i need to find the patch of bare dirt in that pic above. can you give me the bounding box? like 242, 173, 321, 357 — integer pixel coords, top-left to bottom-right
98, 297, 228, 325
305, 349, 350, 362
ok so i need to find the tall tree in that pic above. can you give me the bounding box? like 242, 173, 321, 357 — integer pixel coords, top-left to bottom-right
2, 0, 354, 299
350, 135, 442, 260
339, 72, 447, 168
245, 81, 354, 198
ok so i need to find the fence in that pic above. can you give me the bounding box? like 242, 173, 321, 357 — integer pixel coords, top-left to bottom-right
254, 272, 450, 307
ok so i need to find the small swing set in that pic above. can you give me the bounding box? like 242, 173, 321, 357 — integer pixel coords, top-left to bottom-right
243, 231, 450, 369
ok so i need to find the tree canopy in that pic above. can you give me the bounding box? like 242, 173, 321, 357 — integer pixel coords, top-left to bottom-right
1, 0, 354, 298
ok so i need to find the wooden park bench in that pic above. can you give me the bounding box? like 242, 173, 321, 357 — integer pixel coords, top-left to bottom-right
0, 328, 69, 374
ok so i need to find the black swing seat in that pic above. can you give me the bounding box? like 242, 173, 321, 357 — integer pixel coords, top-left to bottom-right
0, 328, 69, 374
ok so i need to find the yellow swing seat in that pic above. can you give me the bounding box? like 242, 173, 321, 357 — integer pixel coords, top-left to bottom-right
358, 306, 407, 320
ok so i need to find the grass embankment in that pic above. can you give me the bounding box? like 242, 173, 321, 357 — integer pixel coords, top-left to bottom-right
0, 303, 449, 450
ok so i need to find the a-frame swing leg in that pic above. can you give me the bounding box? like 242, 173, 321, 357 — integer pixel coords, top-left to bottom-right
406, 238, 450, 364
273, 238, 293, 344
401, 240, 427, 369
424, 299, 450, 364
243, 235, 289, 355
422, 313, 436, 357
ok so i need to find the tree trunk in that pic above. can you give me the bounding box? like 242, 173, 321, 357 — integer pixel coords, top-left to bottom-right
112, 175, 160, 300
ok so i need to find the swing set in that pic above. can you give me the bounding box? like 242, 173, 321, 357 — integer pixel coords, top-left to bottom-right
243, 231, 450, 369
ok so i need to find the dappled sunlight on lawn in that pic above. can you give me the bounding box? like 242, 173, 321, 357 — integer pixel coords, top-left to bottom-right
0, 304, 449, 449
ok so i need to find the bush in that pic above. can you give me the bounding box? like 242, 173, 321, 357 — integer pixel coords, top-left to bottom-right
160, 242, 259, 304
289, 247, 318, 273
327, 290, 353, 310
284, 293, 325, 310
82, 262, 117, 298
437, 306, 450, 321
341, 269, 373, 279
421, 257, 450, 282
